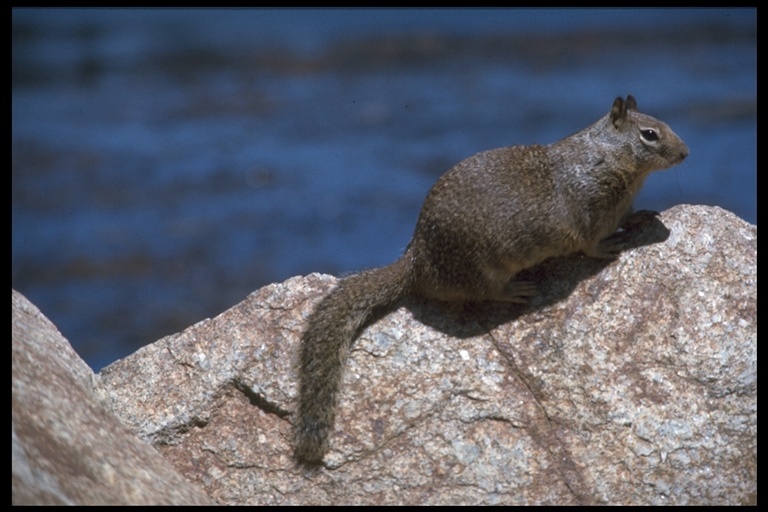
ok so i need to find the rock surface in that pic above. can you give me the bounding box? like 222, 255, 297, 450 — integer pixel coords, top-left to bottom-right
12, 205, 757, 505
11, 290, 214, 505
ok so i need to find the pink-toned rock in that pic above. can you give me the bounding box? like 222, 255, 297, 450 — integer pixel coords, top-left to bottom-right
12, 290, 213, 505
13, 205, 756, 505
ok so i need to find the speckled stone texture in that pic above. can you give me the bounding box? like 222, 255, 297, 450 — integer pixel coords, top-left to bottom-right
13, 204, 756, 505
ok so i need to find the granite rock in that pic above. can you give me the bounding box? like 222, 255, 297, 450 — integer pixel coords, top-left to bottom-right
10, 204, 756, 505
95, 204, 756, 505
11, 290, 214, 505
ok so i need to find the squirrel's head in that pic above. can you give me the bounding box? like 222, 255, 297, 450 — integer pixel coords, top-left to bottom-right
609, 95, 689, 173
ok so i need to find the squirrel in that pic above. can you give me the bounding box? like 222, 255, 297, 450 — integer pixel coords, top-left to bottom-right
294, 95, 689, 464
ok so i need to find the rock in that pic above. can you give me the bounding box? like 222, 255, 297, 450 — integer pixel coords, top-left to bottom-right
12, 204, 756, 505
95, 204, 756, 505
11, 290, 214, 505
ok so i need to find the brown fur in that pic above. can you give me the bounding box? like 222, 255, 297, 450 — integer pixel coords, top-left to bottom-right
294, 96, 689, 464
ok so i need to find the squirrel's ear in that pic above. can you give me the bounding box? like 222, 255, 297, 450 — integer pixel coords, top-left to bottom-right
610, 96, 627, 127
625, 95, 638, 111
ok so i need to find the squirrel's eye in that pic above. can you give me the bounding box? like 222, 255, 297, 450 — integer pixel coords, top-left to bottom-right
641, 129, 659, 142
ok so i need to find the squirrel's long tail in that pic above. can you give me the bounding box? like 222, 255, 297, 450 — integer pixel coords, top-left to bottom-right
294, 256, 412, 464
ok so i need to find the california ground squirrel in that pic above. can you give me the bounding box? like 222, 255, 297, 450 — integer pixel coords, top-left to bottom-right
295, 95, 689, 464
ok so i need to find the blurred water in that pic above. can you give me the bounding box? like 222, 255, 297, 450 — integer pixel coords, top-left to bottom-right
12, 8, 756, 370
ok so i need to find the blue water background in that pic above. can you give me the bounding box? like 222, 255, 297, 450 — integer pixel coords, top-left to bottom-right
12, 8, 756, 370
